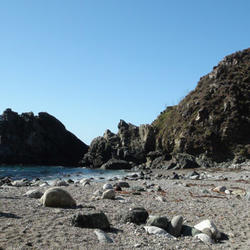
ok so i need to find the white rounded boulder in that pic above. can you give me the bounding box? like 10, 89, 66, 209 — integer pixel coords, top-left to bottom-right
40, 187, 76, 208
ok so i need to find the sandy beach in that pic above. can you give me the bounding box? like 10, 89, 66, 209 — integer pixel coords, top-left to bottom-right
0, 163, 249, 250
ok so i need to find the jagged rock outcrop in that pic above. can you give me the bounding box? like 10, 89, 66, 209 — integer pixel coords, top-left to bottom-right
81, 120, 155, 168
0, 109, 88, 165
153, 48, 250, 162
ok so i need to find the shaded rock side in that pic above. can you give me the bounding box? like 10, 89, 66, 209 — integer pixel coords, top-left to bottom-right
81, 120, 155, 168
153, 48, 250, 162
0, 109, 88, 165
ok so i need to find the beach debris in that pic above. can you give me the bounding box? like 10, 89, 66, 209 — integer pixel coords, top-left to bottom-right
71, 211, 110, 229
189, 191, 228, 199
24, 189, 43, 199
40, 187, 76, 208
144, 226, 176, 238
94, 229, 113, 243
168, 215, 183, 237
123, 207, 149, 225
146, 215, 169, 230
101, 189, 115, 199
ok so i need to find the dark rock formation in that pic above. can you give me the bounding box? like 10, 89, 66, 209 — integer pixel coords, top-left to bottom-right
81, 120, 156, 168
153, 48, 250, 162
0, 109, 88, 166
100, 159, 132, 170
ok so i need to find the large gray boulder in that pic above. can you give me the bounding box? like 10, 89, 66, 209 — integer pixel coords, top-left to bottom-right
40, 187, 76, 208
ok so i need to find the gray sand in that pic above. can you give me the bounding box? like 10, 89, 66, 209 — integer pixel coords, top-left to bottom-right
0, 165, 249, 250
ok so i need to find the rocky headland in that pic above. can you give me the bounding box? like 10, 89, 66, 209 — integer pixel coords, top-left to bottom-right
0, 109, 88, 166
81, 48, 250, 170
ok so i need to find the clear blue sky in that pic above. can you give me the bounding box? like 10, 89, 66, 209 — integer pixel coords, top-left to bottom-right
1, 0, 249, 144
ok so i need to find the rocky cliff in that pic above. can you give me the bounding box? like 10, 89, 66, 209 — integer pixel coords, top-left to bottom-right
153, 48, 250, 162
81, 120, 155, 168
0, 109, 88, 166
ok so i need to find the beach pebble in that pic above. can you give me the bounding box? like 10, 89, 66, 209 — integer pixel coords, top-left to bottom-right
103, 183, 113, 190
24, 189, 43, 199
194, 219, 221, 240
155, 195, 166, 202
40, 187, 76, 208
81, 180, 91, 186
94, 229, 113, 243
40, 182, 49, 187
146, 215, 169, 230
101, 189, 115, 199
225, 189, 232, 195
123, 207, 148, 225
194, 233, 214, 244
168, 215, 183, 237
144, 226, 175, 238
80, 178, 91, 185
245, 191, 250, 201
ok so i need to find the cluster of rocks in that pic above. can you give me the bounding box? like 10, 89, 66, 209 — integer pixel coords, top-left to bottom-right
28, 185, 227, 246
79, 118, 219, 171
80, 120, 156, 169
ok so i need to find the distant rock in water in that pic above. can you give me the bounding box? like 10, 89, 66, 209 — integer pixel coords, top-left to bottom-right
0, 109, 88, 166
153, 48, 250, 162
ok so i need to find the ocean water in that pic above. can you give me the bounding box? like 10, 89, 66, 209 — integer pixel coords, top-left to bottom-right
0, 165, 128, 183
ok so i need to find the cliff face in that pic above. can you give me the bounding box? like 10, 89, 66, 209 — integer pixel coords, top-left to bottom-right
153, 48, 250, 162
0, 109, 88, 166
81, 120, 155, 168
